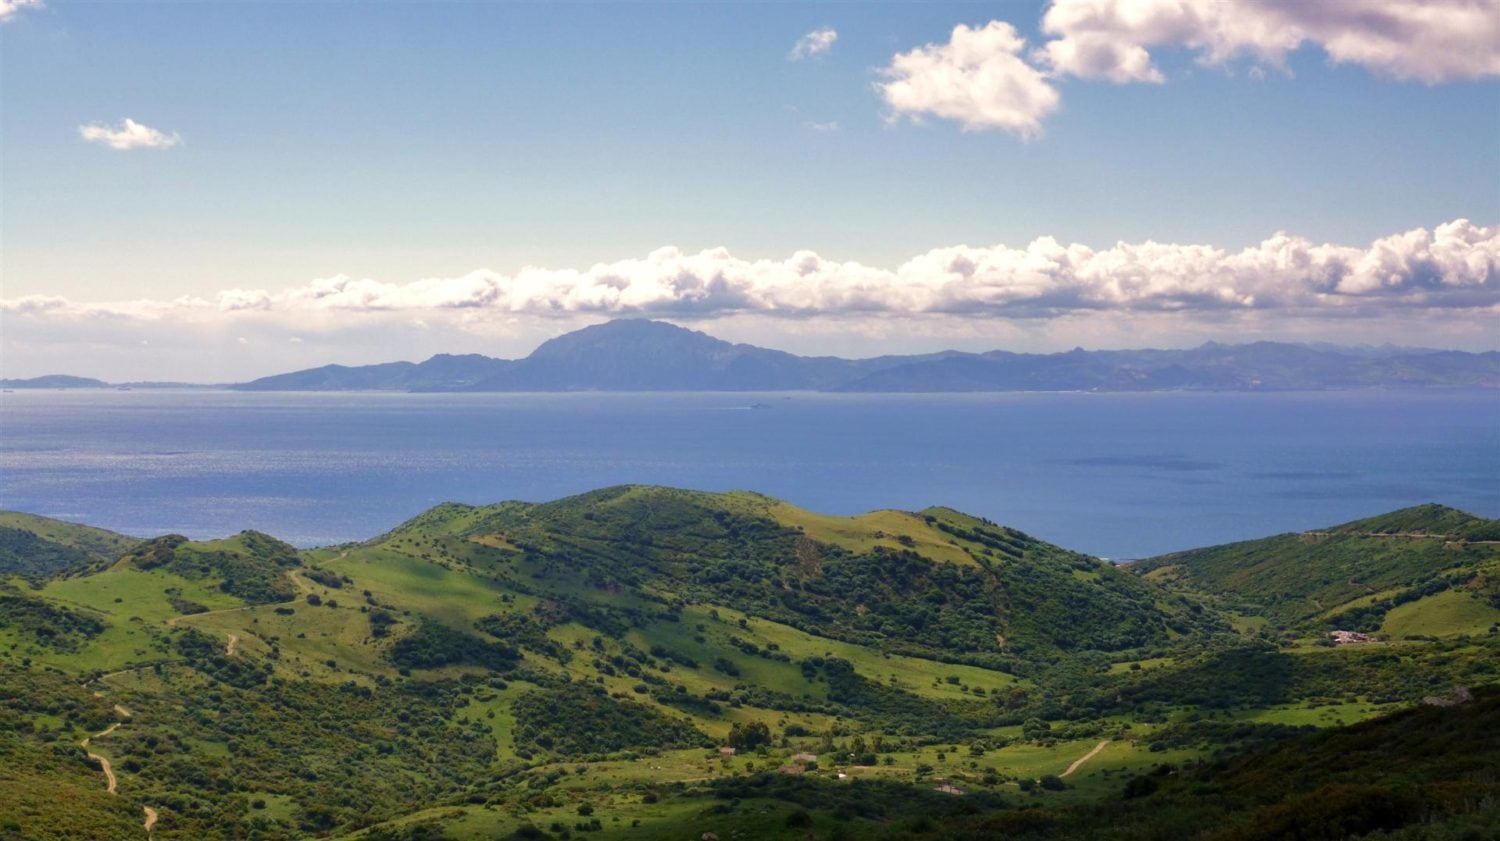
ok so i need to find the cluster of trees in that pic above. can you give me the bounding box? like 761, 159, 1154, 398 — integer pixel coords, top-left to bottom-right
387, 620, 520, 671
126, 532, 301, 604
0, 527, 93, 579
511, 682, 707, 757
0, 591, 104, 652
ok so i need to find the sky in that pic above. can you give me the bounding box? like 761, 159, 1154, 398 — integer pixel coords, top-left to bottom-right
1, 0, 1497, 381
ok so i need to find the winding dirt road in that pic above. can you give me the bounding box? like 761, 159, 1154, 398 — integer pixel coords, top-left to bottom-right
80, 723, 121, 795
86, 700, 162, 833
226, 633, 239, 656
1060, 740, 1110, 779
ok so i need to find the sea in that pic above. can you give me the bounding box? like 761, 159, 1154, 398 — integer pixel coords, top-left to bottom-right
1, 389, 1496, 559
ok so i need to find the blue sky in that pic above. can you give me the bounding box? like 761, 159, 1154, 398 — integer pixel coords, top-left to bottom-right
2, 1, 1497, 379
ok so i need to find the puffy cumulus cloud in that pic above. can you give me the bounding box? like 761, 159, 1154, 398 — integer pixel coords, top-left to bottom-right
882, 2, 1498, 134
878, 21, 1060, 137
0, 0, 43, 23
3, 220, 1495, 326
789, 27, 838, 60
1038, 0, 1500, 84
79, 118, 181, 150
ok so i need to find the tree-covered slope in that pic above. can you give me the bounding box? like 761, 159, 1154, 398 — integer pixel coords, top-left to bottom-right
943, 684, 1500, 841
382, 485, 1218, 663
1132, 504, 1500, 634
118, 530, 303, 604
0, 511, 140, 579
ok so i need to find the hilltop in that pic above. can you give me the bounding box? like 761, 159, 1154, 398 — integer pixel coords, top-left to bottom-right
0, 491, 1496, 839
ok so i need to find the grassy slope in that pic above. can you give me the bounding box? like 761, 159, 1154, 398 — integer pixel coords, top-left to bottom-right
1132, 504, 1500, 630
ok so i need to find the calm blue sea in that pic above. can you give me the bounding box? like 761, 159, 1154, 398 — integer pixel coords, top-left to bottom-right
1, 390, 1496, 558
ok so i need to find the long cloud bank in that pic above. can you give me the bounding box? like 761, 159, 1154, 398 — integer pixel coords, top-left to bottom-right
4, 219, 1496, 324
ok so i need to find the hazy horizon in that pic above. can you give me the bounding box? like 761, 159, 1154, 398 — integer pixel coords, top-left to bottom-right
3, 317, 1499, 386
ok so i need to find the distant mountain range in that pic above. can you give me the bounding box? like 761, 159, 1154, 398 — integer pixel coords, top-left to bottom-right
4, 319, 1497, 392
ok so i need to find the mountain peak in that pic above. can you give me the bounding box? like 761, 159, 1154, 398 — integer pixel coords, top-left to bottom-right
526, 319, 725, 360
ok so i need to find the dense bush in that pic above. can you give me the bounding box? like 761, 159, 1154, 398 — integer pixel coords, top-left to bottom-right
512, 682, 706, 756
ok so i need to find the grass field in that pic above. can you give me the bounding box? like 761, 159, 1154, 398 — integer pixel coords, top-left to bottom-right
1382, 588, 1500, 638
766, 502, 978, 567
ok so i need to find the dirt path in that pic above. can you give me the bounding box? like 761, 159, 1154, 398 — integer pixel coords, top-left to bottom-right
165, 603, 258, 627
143, 805, 158, 833
80, 723, 121, 795
1060, 739, 1109, 779
226, 633, 239, 656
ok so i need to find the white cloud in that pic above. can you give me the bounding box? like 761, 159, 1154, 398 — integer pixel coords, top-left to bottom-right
1038, 0, 1500, 84
878, 22, 1060, 138
79, 118, 181, 151
881, 2, 1499, 135
803, 120, 840, 133
789, 27, 838, 61
4, 220, 1494, 326
0, 0, 43, 23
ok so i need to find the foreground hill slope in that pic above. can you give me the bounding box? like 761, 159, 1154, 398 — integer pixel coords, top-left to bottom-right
0, 492, 1496, 839
944, 684, 1500, 840
1133, 504, 1500, 637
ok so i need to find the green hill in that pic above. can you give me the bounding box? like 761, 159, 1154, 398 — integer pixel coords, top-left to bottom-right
0, 512, 140, 579
375, 485, 1218, 664
0, 491, 1495, 840
1132, 505, 1500, 636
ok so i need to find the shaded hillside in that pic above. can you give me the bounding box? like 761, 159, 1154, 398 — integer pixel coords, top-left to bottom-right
1133, 505, 1500, 633
944, 685, 1500, 840
0, 512, 140, 579
227, 319, 1500, 392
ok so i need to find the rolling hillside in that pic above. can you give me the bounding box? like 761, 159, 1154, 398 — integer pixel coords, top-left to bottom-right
1132, 504, 1500, 637
0, 492, 1496, 839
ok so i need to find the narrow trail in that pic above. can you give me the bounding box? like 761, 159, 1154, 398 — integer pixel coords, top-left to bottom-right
226, 633, 239, 656
80, 722, 121, 795
86, 698, 161, 833
91, 660, 185, 685
1060, 740, 1110, 779
165, 602, 258, 627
